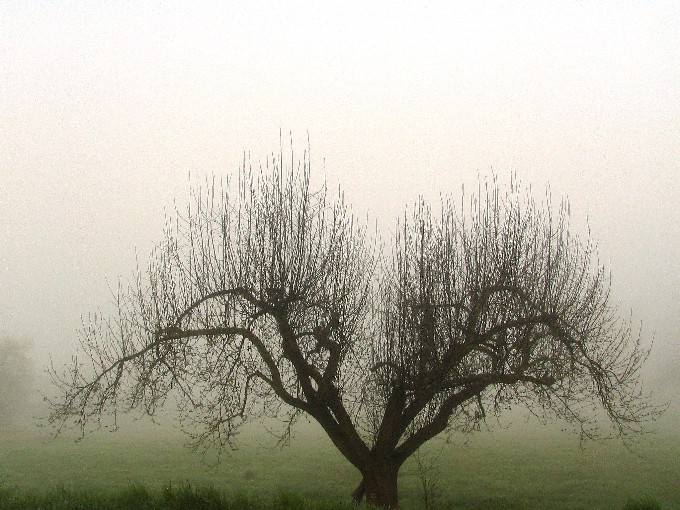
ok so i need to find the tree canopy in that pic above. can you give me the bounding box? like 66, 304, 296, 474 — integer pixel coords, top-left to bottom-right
49, 145, 658, 508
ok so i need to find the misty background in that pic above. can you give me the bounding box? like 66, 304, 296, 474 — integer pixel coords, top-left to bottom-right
1, 2, 678, 431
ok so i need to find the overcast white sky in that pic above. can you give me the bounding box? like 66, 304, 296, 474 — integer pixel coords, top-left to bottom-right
1, 2, 679, 398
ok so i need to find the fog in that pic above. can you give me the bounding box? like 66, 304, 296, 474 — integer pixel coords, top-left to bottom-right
1, 2, 679, 431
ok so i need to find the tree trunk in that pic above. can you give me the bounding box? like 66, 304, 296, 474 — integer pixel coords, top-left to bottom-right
352, 460, 400, 509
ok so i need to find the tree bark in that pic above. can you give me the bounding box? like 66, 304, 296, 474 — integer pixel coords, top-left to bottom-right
352, 460, 400, 509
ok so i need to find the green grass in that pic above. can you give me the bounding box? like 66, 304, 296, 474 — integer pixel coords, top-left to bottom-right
0, 485, 668, 510
0, 423, 677, 509
0, 483, 360, 509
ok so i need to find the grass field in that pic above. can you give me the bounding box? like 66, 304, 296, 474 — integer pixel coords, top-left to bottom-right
0, 420, 678, 509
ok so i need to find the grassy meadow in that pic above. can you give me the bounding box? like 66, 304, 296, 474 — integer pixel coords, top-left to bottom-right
0, 419, 678, 509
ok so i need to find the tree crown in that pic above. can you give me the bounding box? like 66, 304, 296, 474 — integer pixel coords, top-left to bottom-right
49, 146, 659, 466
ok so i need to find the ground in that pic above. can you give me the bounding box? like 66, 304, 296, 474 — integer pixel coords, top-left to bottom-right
0, 419, 678, 509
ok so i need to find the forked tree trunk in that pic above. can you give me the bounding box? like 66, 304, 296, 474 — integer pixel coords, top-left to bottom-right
351, 460, 400, 509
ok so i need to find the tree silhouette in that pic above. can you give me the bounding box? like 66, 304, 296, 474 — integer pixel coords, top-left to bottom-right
1, 336, 33, 428
49, 145, 658, 508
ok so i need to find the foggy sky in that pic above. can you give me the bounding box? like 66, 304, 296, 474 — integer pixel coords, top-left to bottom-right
1, 2, 679, 404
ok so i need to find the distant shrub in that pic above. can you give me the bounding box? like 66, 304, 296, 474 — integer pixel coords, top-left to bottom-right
623, 497, 662, 510
0, 336, 33, 429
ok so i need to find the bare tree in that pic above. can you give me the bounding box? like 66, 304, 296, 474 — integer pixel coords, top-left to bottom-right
49, 145, 658, 508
